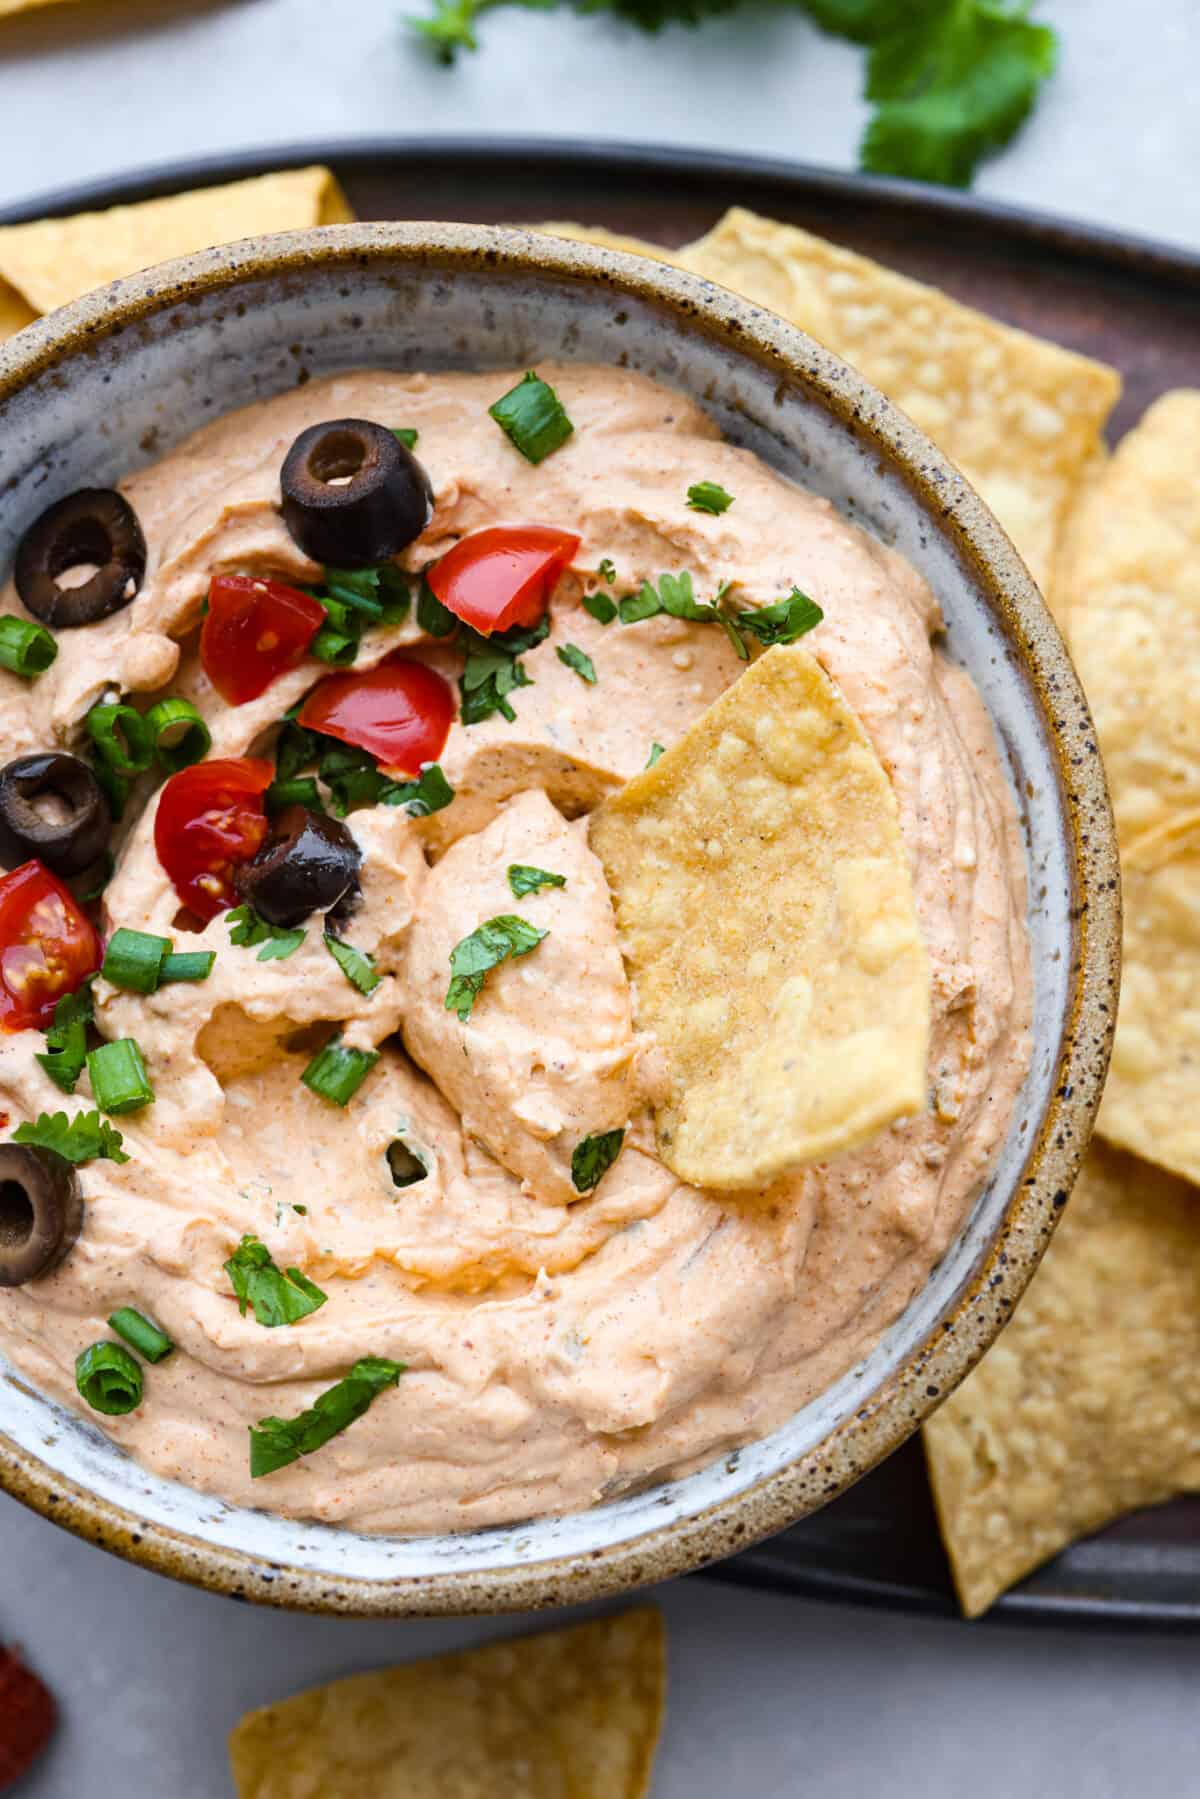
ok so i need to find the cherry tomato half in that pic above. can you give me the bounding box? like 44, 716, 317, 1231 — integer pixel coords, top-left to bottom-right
154, 757, 273, 921
200, 575, 326, 706
0, 860, 101, 1032
298, 654, 454, 776
426, 526, 580, 636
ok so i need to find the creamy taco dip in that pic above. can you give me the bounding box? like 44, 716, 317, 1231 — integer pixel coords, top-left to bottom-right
0, 364, 1031, 1533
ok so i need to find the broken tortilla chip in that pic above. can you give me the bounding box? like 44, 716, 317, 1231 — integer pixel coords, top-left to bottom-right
676, 207, 1120, 591
228, 1609, 665, 1799
925, 1141, 1200, 1618
1060, 389, 1200, 847
1097, 813, 1200, 1186
536, 221, 686, 266
0, 166, 354, 342
589, 644, 929, 1191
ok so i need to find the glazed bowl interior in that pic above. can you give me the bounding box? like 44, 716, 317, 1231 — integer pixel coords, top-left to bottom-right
0, 224, 1117, 1613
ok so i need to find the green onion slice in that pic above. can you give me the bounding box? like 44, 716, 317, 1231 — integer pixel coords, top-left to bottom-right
76, 1341, 143, 1415
159, 950, 215, 984
301, 1039, 380, 1107
87, 1038, 155, 1116
101, 927, 171, 994
85, 702, 155, 775
311, 625, 360, 666
0, 616, 57, 679
144, 698, 212, 773
108, 1307, 174, 1363
267, 775, 324, 814
488, 371, 574, 465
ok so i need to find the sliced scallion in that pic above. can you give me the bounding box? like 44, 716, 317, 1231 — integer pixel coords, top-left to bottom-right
101, 927, 171, 995
108, 1307, 174, 1364
311, 625, 360, 666
87, 1038, 155, 1116
86, 701, 154, 775
301, 1039, 379, 1107
266, 775, 324, 814
0, 616, 57, 679
488, 371, 574, 465
159, 950, 215, 984
144, 698, 211, 773
75, 1341, 143, 1415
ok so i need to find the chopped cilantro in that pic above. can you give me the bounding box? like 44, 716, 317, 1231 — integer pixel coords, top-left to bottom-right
582, 591, 617, 625
35, 979, 95, 1094
226, 906, 305, 963
392, 427, 420, 448
737, 588, 824, 646
645, 742, 666, 769
324, 933, 382, 996
507, 864, 567, 898
556, 642, 597, 684
618, 571, 746, 655
488, 371, 574, 465
250, 1356, 404, 1477
13, 1109, 128, 1166
686, 481, 734, 515
381, 762, 455, 817
416, 578, 459, 638
617, 587, 663, 626
459, 616, 549, 726
571, 1128, 625, 1193
445, 915, 549, 1022
597, 558, 617, 585
225, 1235, 328, 1329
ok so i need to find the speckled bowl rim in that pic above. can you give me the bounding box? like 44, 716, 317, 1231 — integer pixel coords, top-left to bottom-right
0, 222, 1119, 1615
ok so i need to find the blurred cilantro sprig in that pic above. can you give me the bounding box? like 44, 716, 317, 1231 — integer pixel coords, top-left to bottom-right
410, 0, 1057, 189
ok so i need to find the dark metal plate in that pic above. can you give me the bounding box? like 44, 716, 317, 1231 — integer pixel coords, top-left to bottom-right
4, 138, 1198, 1627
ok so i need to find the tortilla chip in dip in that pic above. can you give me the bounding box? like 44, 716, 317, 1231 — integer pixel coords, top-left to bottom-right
228, 1609, 665, 1798
0, 166, 353, 340
1061, 389, 1200, 847
589, 644, 929, 1191
1097, 813, 1200, 1185
925, 1141, 1200, 1618
676, 207, 1120, 590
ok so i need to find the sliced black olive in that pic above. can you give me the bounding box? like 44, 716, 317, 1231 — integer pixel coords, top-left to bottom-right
0, 1144, 83, 1287
0, 753, 110, 877
280, 419, 433, 569
14, 489, 146, 629
235, 805, 361, 929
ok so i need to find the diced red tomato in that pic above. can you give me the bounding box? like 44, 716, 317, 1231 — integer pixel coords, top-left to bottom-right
298, 655, 454, 776
426, 526, 579, 635
154, 757, 272, 921
0, 1646, 56, 1788
0, 861, 101, 1033
200, 575, 326, 706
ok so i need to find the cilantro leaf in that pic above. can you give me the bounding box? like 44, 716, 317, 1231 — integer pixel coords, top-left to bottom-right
556, 642, 597, 684
618, 585, 663, 626
597, 558, 617, 585
686, 481, 734, 515
618, 572, 747, 656
393, 427, 420, 448
582, 590, 617, 625
324, 933, 382, 996
645, 742, 666, 769
226, 906, 305, 962
381, 762, 455, 818
13, 1109, 129, 1166
737, 589, 824, 646
249, 1356, 404, 1477
571, 1128, 625, 1193
35, 979, 95, 1094
416, 578, 459, 638
225, 1234, 328, 1328
507, 864, 567, 899
445, 914, 549, 1022
459, 617, 549, 726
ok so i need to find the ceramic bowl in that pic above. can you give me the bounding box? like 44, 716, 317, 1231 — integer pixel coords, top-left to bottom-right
0, 223, 1119, 1614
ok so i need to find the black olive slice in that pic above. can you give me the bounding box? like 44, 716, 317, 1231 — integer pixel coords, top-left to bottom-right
280, 419, 433, 569
0, 753, 110, 877
0, 1144, 83, 1287
235, 805, 361, 929
14, 489, 146, 629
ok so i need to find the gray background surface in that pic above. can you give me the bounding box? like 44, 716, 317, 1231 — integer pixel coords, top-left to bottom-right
2, 2, 1199, 1794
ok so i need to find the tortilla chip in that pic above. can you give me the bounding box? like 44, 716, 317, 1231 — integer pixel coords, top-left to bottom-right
536, 221, 686, 266
1045, 443, 1109, 638
925, 1141, 1200, 1618
589, 645, 929, 1190
0, 166, 354, 341
1095, 813, 1200, 1185
1060, 389, 1200, 847
678, 207, 1120, 591
228, 1609, 665, 1799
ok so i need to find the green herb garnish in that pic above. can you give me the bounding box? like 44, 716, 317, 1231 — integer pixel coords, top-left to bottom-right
13, 1109, 128, 1165
324, 933, 381, 996
381, 762, 455, 817
143, 698, 212, 773
459, 616, 549, 725
75, 1342, 142, 1416
225, 1234, 328, 1328
445, 914, 548, 1022
555, 642, 597, 684
393, 427, 420, 449
488, 371, 574, 465
618, 571, 747, 657
571, 1128, 625, 1193
249, 1355, 404, 1478
597, 558, 617, 584
686, 481, 733, 515
85, 702, 154, 776
301, 1039, 380, 1107
108, 1307, 174, 1363
416, 578, 459, 638
582, 591, 617, 625
159, 950, 215, 984
0, 616, 57, 679
645, 742, 666, 769
101, 927, 171, 995
226, 905, 305, 962
87, 1038, 154, 1116
737, 588, 824, 646
35, 980, 95, 1094
507, 864, 566, 899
